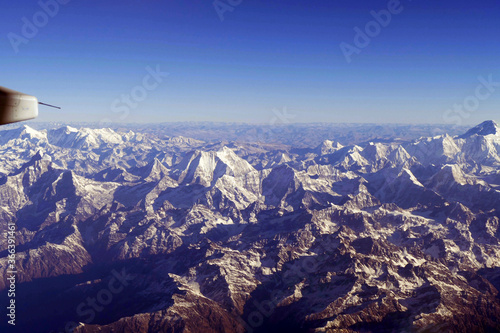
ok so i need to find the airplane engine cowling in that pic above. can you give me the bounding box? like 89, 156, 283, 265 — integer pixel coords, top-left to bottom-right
0, 86, 39, 125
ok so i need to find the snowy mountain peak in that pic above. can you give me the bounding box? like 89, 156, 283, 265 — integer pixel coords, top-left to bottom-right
64, 125, 79, 133
47, 126, 123, 149
141, 158, 170, 182
460, 120, 500, 138
316, 139, 343, 155
0, 125, 47, 145
429, 164, 468, 187
215, 146, 255, 174
166, 136, 204, 146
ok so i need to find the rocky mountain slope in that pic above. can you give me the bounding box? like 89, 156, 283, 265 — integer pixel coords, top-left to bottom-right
0, 121, 500, 333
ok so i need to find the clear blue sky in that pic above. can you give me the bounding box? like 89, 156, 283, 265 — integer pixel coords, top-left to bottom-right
1, 0, 499, 125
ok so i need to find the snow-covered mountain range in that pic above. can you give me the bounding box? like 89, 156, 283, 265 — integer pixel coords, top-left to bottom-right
1, 121, 500, 332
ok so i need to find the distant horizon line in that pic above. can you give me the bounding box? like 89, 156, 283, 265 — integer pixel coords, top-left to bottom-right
25, 120, 494, 127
